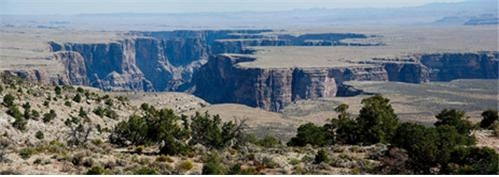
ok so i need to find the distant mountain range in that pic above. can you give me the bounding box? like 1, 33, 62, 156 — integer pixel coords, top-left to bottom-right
0, 0, 497, 30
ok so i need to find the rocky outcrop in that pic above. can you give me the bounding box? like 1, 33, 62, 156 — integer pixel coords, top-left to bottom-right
46, 29, 498, 112
192, 54, 389, 112
0, 69, 51, 84
53, 51, 87, 85
51, 30, 376, 92
420, 52, 499, 81
53, 39, 153, 91
383, 62, 430, 83
191, 51, 499, 112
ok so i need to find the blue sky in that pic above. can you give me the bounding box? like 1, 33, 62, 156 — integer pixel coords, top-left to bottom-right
1, 0, 466, 15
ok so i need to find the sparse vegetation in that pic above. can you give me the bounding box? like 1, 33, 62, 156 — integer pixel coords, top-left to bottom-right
255, 135, 281, 147
64, 116, 92, 146
133, 166, 157, 175
190, 112, 248, 149
2, 94, 15, 107
314, 149, 329, 164
18, 148, 35, 160
73, 94, 82, 103
35, 131, 44, 140
202, 152, 225, 175
86, 166, 106, 175
54, 86, 62, 95
42, 110, 57, 123
0, 74, 497, 175
480, 109, 498, 129
177, 160, 194, 171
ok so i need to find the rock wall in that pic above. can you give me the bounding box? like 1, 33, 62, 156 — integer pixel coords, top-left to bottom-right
50, 30, 375, 92
0, 69, 51, 84
420, 52, 499, 81
191, 55, 389, 112
53, 39, 153, 91
46, 30, 499, 112
191, 52, 498, 112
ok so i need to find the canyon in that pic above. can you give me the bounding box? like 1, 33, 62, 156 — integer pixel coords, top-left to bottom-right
2, 27, 499, 112
2, 28, 498, 112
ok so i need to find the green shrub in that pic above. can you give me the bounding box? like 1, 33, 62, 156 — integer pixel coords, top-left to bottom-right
177, 160, 194, 171
256, 135, 281, 148
35, 131, 44, 140
104, 98, 113, 107
109, 115, 149, 146
135, 145, 145, 154
91, 139, 103, 146
22, 102, 31, 120
444, 147, 499, 174
12, 119, 27, 131
202, 152, 225, 175
314, 149, 330, 164
73, 94, 82, 103
19, 148, 35, 159
64, 101, 72, 107
7, 105, 22, 119
356, 95, 399, 145
86, 166, 105, 175
2, 94, 15, 107
156, 155, 173, 163
434, 109, 473, 135
289, 158, 301, 165
391, 123, 440, 174
391, 122, 475, 174
227, 164, 257, 175
31, 110, 40, 120
110, 108, 189, 153
116, 96, 128, 102
480, 109, 498, 129
190, 112, 247, 149
78, 107, 88, 118
54, 86, 62, 95
334, 116, 362, 145
42, 110, 57, 123
93, 106, 118, 119
104, 107, 118, 120
159, 136, 191, 156
287, 123, 333, 147
76, 87, 85, 93
93, 106, 105, 118
133, 166, 157, 175
33, 158, 42, 164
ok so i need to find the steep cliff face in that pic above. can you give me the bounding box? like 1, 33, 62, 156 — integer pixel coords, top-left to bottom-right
54, 39, 153, 91
420, 52, 499, 81
134, 38, 172, 91
53, 51, 87, 85
191, 51, 499, 112
46, 30, 498, 112
192, 55, 389, 112
51, 30, 376, 92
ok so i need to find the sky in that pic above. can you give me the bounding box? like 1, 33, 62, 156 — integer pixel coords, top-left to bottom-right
1, 0, 467, 15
